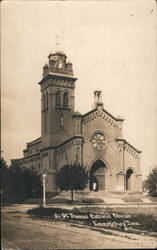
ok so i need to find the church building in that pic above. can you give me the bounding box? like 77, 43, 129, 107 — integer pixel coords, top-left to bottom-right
12, 50, 142, 193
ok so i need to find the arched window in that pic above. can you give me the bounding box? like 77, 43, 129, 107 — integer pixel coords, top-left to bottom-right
56, 91, 61, 107
63, 92, 69, 107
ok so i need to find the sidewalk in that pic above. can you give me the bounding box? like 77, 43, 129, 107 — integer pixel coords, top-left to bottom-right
51, 191, 157, 205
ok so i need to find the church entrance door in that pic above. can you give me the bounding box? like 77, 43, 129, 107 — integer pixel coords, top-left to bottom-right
126, 169, 133, 191
90, 159, 106, 191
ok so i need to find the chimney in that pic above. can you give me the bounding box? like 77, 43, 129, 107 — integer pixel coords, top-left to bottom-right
93, 90, 104, 109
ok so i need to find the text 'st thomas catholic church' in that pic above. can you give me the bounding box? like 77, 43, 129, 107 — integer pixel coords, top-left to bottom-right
12, 50, 142, 193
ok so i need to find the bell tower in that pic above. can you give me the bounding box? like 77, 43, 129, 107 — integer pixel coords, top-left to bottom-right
39, 50, 77, 148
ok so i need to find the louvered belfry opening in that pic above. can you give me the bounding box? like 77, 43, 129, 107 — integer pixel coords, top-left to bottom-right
63, 92, 69, 107
56, 91, 61, 107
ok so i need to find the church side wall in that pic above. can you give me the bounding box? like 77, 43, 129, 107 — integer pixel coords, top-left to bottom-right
23, 139, 41, 157
12, 154, 41, 173
56, 143, 82, 172
41, 149, 57, 191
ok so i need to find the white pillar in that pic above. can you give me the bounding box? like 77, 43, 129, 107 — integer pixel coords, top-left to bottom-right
43, 174, 46, 207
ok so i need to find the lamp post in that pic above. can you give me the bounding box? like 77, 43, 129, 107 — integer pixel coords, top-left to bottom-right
42, 174, 46, 207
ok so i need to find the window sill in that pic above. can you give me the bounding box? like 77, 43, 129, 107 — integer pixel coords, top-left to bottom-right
56, 106, 71, 110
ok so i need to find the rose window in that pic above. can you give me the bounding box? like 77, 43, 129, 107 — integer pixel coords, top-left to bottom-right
92, 132, 107, 150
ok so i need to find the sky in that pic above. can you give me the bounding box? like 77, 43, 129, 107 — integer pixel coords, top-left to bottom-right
1, 0, 157, 179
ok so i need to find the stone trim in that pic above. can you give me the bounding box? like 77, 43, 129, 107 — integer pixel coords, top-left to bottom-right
56, 137, 83, 155
12, 152, 41, 164
41, 81, 75, 91
83, 108, 124, 122
40, 136, 83, 153
116, 139, 142, 154
38, 73, 77, 85
82, 109, 119, 129
26, 137, 41, 146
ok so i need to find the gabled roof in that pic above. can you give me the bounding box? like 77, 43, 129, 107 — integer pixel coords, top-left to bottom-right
23, 137, 41, 152
82, 108, 124, 122
116, 138, 142, 153
27, 137, 41, 146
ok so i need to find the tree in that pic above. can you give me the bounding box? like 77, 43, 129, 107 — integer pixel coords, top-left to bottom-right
57, 164, 88, 201
1, 158, 14, 203
143, 167, 157, 197
10, 164, 43, 201
1, 158, 43, 203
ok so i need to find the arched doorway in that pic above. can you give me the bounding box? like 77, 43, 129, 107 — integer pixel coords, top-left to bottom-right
126, 169, 133, 191
89, 159, 107, 191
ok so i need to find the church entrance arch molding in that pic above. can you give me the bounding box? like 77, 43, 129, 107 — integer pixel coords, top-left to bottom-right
89, 158, 111, 191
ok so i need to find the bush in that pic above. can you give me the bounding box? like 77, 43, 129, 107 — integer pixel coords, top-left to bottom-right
135, 213, 157, 232
27, 207, 70, 216
1, 158, 42, 204
143, 167, 157, 197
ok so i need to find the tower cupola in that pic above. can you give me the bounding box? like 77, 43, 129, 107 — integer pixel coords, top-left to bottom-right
42, 51, 73, 78
48, 51, 67, 69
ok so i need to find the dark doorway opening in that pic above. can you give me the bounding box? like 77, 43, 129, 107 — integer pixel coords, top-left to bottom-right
126, 169, 133, 191
90, 159, 106, 191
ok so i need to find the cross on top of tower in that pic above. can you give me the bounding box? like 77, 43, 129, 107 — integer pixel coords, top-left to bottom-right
55, 35, 60, 47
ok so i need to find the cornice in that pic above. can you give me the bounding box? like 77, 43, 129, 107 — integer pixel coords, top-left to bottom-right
27, 137, 41, 146
116, 139, 142, 153
38, 73, 77, 85
82, 108, 124, 122
40, 135, 83, 152
12, 152, 41, 162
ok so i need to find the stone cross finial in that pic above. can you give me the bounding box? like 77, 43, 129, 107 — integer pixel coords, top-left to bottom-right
55, 35, 60, 47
